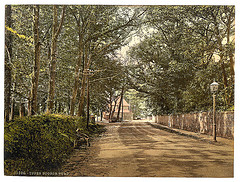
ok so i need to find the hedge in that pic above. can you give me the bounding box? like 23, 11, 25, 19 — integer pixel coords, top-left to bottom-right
4, 114, 103, 176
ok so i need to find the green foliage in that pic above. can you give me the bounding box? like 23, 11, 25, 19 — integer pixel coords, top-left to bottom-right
7, 5, 146, 115
4, 114, 103, 175
124, 89, 151, 118
126, 5, 235, 114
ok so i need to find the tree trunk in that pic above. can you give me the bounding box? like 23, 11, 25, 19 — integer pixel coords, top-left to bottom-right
122, 96, 124, 121
229, 51, 234, 82
77, 71, 87, 116
117, 86, 124, 121
213, 14, 230, 107
29, 5, 41, 116
213, 22, 228, 106
108, 92, 112, 121
110, 98, 117, 122
47, 5, 65, 114
5, 5, 12, 122
219, 55, 228, 87
86, 76, 90, 128
70, 33, 83, 115
226, 12, 235, 106
19, 101, 25, 118
77, 47, 91, 117
55, 101, 58, 113
58, 102, 62, 113
27, 93, 31, 116
226, 7, 235, 82
9, 98, 15, 121
9, 83, 16, 120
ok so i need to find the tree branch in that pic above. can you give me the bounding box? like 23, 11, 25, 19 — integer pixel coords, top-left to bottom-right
54, 5, 66, 40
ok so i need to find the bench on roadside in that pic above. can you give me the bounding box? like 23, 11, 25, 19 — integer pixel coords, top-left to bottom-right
73, 128, 90, 148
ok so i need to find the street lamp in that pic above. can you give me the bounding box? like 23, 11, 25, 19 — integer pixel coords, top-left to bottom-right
210, 81, 219, 142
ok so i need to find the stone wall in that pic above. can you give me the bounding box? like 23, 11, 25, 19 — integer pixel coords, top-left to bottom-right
155, 111, 234, 139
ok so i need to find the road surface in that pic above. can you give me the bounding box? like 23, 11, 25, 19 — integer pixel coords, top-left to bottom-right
62, 121, 234, 177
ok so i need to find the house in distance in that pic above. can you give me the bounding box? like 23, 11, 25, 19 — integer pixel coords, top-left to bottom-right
103, 97, 133, 122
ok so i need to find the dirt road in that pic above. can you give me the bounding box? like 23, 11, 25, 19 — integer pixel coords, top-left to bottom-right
61, 121, 234, 177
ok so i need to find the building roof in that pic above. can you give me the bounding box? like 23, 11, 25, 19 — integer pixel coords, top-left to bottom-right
115, 97, 130, 107
104, 97, 132, 116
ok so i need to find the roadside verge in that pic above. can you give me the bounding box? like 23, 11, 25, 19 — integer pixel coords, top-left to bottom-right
146, 122, 233, 146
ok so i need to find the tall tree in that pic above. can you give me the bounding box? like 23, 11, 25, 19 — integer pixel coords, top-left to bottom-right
46, 5, 66, 114
77, 42, 91, 116
5, 5, 37, 117
28, 5, 41, 115
4, 5, 12, 122
69, 5, 86, 116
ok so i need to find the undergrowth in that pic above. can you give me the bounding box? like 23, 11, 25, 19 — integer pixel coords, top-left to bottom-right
4, 114, 105, 176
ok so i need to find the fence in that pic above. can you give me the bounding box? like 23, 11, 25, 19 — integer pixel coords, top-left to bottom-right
155, 111, 234, 139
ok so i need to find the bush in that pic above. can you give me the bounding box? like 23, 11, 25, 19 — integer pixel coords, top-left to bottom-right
4, 114, 88, 175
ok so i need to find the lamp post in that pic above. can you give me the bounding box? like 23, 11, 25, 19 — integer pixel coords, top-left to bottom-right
210, 81, 219, 142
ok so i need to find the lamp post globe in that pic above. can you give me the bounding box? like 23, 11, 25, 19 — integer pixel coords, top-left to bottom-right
210, 81, 219, 93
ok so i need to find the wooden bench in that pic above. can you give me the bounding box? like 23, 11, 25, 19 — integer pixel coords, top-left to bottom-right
73, 128, 90, 148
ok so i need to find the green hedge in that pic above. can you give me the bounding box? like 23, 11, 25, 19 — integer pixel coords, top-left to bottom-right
4, 114, 100, 175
